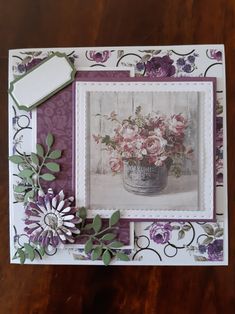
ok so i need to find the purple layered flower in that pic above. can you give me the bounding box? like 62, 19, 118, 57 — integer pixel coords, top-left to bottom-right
209, 49, 222, 61
26, 58, 45, 71
176, 58, 185, 66
145, 55, 176, 77
207, 239, 223, 261
24, 190, 81, 248
182, 64, 192, 73
88, 50, 111, 63
187, 55, 195, 63
150, 222, 173, 244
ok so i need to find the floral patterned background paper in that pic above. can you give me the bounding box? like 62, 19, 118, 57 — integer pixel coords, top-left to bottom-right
9, 45, 227, 265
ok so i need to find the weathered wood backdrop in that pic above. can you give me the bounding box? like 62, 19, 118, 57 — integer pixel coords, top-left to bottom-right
89, 91, 198, 174
0, 0, 234, 313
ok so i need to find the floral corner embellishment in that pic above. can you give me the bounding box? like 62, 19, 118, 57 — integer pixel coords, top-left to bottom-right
24, 189, 81, 247
10, 132, 130, 265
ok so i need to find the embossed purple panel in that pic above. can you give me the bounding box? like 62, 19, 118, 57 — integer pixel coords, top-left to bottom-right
37, 70, 131, 245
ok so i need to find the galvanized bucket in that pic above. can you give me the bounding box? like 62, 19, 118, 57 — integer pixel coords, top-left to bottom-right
122, 161, 169, 195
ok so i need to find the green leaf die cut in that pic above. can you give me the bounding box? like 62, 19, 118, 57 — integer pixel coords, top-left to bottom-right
18, 169, 34, 178
109, 241, 124, 248
36, 144, 44, 157
84, 239, 93, 254
24, 190, 35, 203
48, 150, 62, 159
40, 173, 56, 181
24, 243, 35, 261
93, 214, 102, 233
101, 233, 116, 242
13, 185, 28, 193
84, 223, 93, 231
9, 155, 24, 164
91, 246, 102, 261
45, 162, 60, 172
46, 133, 54, 148
102, 249, 111, 266
77, 207, 87, 220
109, 210, 120, 227
31, 153, 39, 166
17, 248, 26, 264
38, 246, 45, 257
116, 252, 130, 261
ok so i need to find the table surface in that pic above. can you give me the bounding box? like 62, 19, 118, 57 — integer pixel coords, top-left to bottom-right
0, 1, 234, 313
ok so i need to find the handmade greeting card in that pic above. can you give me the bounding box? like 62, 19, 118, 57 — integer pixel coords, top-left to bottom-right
8, 45, 227, 265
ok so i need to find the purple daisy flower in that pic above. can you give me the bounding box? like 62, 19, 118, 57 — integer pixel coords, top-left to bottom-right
24, 190, 81, 248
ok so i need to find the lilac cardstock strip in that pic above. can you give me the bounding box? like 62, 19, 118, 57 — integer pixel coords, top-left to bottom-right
37, 70, 132, 243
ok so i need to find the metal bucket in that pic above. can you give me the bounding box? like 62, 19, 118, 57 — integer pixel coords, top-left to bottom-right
122, 161, 168, 195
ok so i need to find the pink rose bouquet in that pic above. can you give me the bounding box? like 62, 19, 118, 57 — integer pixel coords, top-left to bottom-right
93, 106, 192, 177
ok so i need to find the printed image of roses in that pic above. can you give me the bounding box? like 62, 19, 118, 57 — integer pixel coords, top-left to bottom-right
93, 106, 193, 177
149, 222, 173, 244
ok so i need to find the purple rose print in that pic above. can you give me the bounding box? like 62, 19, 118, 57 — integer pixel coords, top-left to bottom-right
150, 222, 173, 244
208, 49, 222, 61
207, 239, 223, 261
26, 58, 45, 71
145, 55, 176, 77
87, 50, 111, 63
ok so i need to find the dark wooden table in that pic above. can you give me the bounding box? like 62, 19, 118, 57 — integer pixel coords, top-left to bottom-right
0, 0, 234, 313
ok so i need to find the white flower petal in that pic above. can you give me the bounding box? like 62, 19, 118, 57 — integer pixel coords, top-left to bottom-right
58, 190, 65, 201
68, 196, 74, 203
57, 200, 65, 212
61, 206, 71, 213
52, 196, 57, 208
38, 204, 47, 213
45, 199, 51, 211
60, 226, 72, 236
58, 233, 66, 241
27, 223, 40, 229
63, 221, 75, 228
67, 238, 75, 243
62, 215, 74, 221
